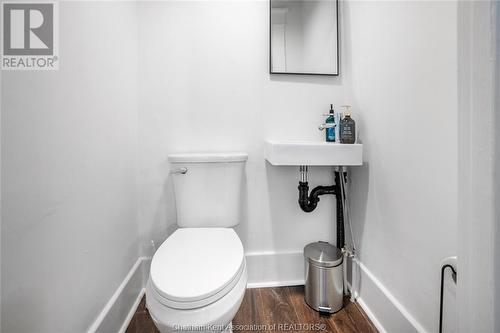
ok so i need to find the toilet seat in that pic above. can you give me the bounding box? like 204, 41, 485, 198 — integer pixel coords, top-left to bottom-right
150, 228, 245, 310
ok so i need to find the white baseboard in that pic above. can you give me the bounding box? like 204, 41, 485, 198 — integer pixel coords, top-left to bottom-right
87, 256, 152, 333
356, 297, 387, 333
87, 252, 426, 333
352, 259, 428, 333
245, 252, 427, 332
87, 252, 303, 333
118, 288, 145, 333
245, 251, 304, 288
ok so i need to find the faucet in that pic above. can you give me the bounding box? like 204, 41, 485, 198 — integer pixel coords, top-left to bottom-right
318, 123, 335, 131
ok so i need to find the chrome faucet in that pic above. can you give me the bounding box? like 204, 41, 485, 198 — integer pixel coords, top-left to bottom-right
318, 123, 335, 131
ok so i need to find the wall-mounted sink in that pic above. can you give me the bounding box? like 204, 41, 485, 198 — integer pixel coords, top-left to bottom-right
265, 140, 363, 166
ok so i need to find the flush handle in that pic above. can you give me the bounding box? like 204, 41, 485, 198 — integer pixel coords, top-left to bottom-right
170, 167, 188, 175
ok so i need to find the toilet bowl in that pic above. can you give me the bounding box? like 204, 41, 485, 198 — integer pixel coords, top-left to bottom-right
146, 152, 248, 333
146, 228, 247, 333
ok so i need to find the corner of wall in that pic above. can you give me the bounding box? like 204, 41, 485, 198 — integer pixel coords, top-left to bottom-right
353, 259, 427, 333
87, 257, 151, 333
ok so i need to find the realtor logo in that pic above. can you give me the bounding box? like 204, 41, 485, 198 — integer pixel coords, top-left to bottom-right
1, 2, 59, 70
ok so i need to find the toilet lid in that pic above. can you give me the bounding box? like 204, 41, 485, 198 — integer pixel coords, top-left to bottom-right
150, 228, 244, 306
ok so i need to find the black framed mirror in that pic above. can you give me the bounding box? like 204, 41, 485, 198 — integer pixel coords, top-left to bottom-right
270, 0, 339, 76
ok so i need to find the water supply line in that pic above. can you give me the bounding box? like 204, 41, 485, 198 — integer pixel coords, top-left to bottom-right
439, 256, 457, 333
340, 167, 356, 252
338, 166, 358, 301
339, 167, 350, 298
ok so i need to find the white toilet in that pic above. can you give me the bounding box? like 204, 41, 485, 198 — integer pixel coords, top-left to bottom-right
146, 152, 248, 333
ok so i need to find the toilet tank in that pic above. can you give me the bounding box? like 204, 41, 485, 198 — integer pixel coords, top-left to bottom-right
168, 152, 248, 228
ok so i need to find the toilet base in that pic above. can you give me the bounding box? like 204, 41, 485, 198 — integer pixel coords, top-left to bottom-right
146, 261, 247, 333
222, 322, 233, 333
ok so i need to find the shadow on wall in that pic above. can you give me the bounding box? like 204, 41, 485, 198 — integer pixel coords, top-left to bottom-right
266, 162, 302, 251
349, 161, 370, 251
346, 161, 370, 288
269, 74, 343, 86
234, 167, 249, 248
148, 161, 178, 255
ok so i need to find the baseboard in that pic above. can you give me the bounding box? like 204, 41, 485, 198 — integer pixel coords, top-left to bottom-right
245, 251, 304, 288
356, 297, 388, 333
245, 252, 428, 332
87, 256, 152, 333
352, 259, 429, 333
87, 253, 426, 333
117, 288, 145, 333
88, 251, 302, 332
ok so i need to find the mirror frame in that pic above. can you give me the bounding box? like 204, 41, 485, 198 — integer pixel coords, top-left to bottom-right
269, 0, 339, 76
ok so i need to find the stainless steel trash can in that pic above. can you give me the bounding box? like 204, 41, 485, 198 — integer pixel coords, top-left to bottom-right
304, 241, 343, 314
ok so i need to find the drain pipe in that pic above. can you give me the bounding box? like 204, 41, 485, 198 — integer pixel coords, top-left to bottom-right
335, 170, 345, 249
298, 166, 338, 213
297, 166, 345, 248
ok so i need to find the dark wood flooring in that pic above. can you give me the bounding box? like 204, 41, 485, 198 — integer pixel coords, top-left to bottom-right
126, 286, 378, 333
126, 294, 159, 333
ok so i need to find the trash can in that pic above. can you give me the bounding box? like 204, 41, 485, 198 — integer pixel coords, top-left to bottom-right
304, 241, 344, 314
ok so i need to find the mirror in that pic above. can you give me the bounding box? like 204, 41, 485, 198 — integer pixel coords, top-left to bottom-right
270, 0, 339, 76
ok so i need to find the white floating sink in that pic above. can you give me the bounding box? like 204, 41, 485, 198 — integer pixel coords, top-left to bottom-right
265, 140, 363, 166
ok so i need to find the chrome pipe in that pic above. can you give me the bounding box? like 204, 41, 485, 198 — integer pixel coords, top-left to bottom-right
300, 165, 308, 182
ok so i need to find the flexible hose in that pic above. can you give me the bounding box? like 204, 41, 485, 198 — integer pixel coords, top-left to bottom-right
439, 264, 457, 333
339, 170, 350, 297
351, 256, 357, 302
343, 251, 349, 296
339, 169, 356, 252
339, 167, 358, 301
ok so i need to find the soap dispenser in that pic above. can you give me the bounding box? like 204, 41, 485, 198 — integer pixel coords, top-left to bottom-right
340, 105, 356, 144
325, 104, 336, 142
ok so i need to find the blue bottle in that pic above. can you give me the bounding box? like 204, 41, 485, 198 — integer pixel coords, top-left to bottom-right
325, 104, 336, 142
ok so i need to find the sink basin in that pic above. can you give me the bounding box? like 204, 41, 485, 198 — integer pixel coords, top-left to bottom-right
265, 140, 363, 166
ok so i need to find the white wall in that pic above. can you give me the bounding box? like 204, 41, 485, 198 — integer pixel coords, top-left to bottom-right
137, 1, 350, 259
495, 1, 500, 331
457, 1, 497, 332
1, 2, 140, 332
345, 1, 458, 332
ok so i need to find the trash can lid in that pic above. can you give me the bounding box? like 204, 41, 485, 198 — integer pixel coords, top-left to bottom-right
304, 241, 343, 267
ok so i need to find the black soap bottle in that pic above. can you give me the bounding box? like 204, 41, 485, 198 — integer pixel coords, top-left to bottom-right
340, 106, 356, 144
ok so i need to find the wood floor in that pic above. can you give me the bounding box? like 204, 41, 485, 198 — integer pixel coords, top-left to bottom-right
126, 286, 378, 333
125, 295, 159, 333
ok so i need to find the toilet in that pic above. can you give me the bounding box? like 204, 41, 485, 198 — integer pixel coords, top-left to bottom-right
146, 152, 248, 333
